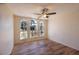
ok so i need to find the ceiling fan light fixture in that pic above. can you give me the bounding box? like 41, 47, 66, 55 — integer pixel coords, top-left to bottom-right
43, 14, 47, 18
46, 16, 49, 18
34, 8, 56, 20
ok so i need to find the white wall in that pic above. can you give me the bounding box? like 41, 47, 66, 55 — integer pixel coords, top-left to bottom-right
0, 4, 13, 54
48, 4, 79, 50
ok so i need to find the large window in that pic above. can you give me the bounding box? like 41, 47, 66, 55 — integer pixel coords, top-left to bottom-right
30, 19, 38, 38
20, 18, 28, 40
19, 18, 45, 40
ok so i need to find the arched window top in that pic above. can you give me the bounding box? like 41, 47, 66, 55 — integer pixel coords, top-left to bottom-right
20, 18, 27, 31
31, 19, 37, 23
31, 19, 37, 26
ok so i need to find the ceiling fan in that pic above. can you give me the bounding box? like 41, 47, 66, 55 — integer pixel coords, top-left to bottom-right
34, 8, 56, 19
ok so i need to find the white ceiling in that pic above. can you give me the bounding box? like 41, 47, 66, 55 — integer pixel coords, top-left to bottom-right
5, 3, 57, 18
5, 3, 79, 18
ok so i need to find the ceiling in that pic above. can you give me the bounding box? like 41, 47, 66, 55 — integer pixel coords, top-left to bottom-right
5, 3, 79, 18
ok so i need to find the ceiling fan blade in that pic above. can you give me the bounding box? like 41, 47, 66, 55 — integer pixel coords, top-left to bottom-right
47, 12, 56, 15
33, 13, 41, 15
37, 14, 43, 19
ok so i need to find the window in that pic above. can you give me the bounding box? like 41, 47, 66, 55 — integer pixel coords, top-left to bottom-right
20, 18, 28, 40
19, 17, 45, 40
39, 21, 45, 37
30, 19, 38, 38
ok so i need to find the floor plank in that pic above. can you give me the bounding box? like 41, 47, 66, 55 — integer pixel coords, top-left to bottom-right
11, 39, 79, 55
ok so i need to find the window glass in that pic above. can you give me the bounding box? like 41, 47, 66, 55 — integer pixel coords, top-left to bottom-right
30, 19, 38, 38
39, 21, 45, 37
20, 19, 28, 40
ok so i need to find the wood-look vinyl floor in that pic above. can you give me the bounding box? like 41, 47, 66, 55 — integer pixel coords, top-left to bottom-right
11, 39, 79, 55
